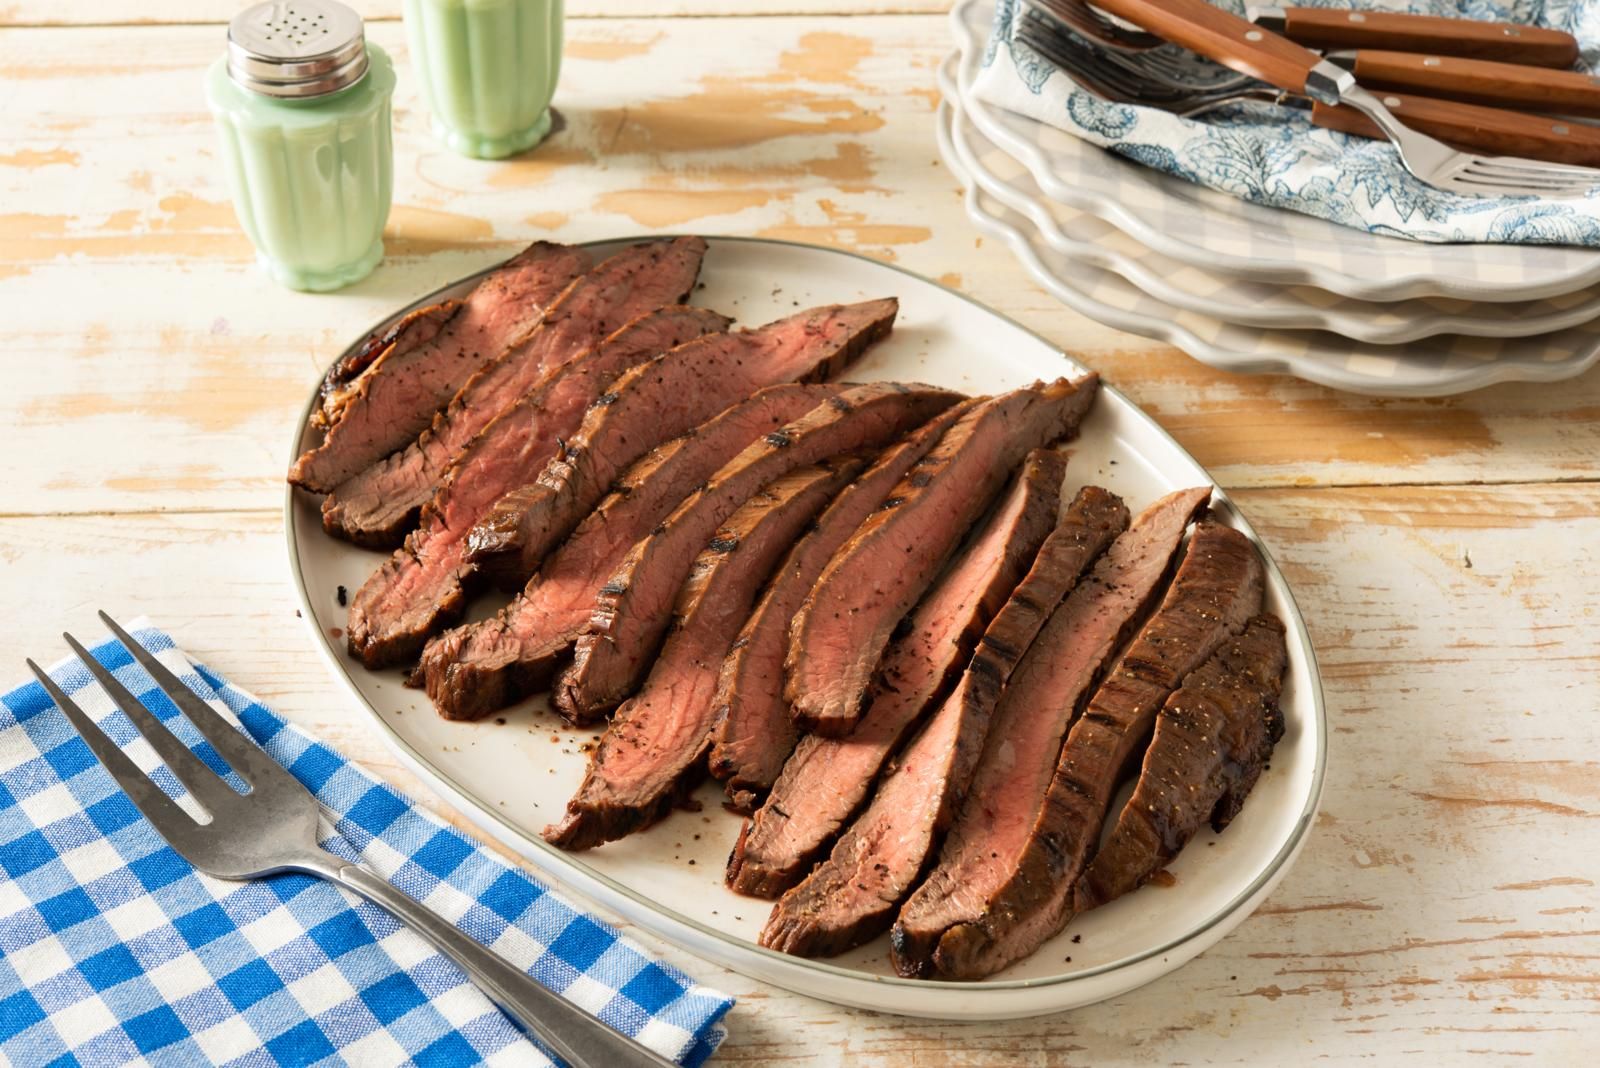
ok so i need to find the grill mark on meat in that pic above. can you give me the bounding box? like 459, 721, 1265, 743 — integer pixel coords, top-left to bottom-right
464, 299, 900, 587
890, 486, 1207, 977
553, 383, 964, 724
545, 459, 862, 851
314, 299, 461, 430
417, 385, 840, 722
758, 488, 1125, 956
785, 376, 1101, 738
1076, 614, 1287, 911
289, 240, 590, 492
707, 401, 978, 815
319, 239, 709, 546
322, 307, 730, 547
725, 450, 1065, 899
927, 520, 1265, 980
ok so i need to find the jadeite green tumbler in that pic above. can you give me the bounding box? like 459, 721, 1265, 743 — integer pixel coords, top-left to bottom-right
403, 0, 564, 159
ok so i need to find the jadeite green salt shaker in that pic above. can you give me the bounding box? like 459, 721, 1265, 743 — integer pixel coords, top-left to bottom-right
205, 0, 396, 292
403, 0, 564, 159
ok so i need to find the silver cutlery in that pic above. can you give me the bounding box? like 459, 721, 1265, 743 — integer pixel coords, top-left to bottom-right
27, 612, 675, 1068
1021, 0, 1600, 195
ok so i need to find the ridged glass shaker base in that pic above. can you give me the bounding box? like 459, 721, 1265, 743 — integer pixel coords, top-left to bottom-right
433, 107, 552, 160
259, 239, 384, 292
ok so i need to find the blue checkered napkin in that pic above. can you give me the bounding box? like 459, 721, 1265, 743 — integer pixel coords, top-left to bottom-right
0, 621, 733, 1066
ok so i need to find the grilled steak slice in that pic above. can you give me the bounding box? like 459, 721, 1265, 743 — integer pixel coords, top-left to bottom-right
315, 299, 460, 429
707, 401, 978, 814
319, 238, 708, 543
322, 307, 729, 547
759, 487, 1126, 957
290, 240, 589, 492
928, 520, 1265, 980
546, 460, 863, 851
890, 486, 1208, 977
726, 449, 1067, 897
786, 376, 1100, 737
1077, 614, 1287, 911
466, 299, 900, 587
555, 384, 965, 723
419, 385, 841, 720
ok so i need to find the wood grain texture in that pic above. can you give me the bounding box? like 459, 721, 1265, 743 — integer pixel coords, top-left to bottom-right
1, 486, 1595, 1062
4, 8, 1600, 1063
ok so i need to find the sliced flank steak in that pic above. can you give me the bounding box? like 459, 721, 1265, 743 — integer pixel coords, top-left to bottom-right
290, 240, 590, 492
890, 486, 1210, 977
926, 520, 1265, 980
419, 385, 843, 721
725, 449, 1068, 898
785, 376, 1101, 737
315, 299, 460, 430
466, 299, 900, 588
1078, 614, 1287, 911
319, 238, 708, 545
759, 487, 1127, 957
554, 383, 965, 724
706, 401, 978, 815
322, 307, 729, 547
546, 459, 863, 852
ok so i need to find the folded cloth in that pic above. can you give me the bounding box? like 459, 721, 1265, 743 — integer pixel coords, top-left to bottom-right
970, 0, 1600, 246
0, 620, 733, 1066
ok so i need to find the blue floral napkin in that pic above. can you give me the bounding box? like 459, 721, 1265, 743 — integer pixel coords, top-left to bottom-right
0, 620, 733, 1066
972, 0, 1600, 245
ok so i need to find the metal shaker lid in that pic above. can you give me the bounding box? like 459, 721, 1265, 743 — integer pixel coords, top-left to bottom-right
227, 0, 369, 99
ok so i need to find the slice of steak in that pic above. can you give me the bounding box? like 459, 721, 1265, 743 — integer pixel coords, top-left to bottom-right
466, 299, 900, 587
289, 240, 590, 492
343, 300, 716, 669
927, 520, 1265, 980
889, 486, 1208, 977
786, 376, 1101, 737
319, 238, 708, 540
707, 401, 978, 815
726, 449, 1067, 898
1077, 614, 1287, 911
418, 385, 841, 721
314, 299, 459, 429
322, 307, 729, 547
555, 383, 965, 724
758, 487, 1126, 957
546, 459, 863, 852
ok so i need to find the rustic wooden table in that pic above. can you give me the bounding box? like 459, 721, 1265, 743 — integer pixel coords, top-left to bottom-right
4, 0, 1598, 1062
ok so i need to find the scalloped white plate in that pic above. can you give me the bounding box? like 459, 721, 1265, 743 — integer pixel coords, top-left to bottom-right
950, 0, 1600, 305
287, 236, 1325, 1019
942, 84, 1600, 395
947, 60, 1600, 344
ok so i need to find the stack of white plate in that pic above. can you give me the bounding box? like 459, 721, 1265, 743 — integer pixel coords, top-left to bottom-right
941, 0, 1600, 396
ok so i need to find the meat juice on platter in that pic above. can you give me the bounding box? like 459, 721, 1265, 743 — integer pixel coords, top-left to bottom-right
287, 236, 1321, 1009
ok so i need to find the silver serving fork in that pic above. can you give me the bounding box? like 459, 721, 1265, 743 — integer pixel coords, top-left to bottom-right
27, 612, 674, 1068
1045, 0, 1600, 197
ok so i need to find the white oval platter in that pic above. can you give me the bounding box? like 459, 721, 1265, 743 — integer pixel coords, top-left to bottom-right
286, 236, 1326, 1020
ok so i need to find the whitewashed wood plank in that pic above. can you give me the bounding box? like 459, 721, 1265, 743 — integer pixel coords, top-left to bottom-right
0, 1, 951, 27
0, 487, 1594, 1062
4, 20, 1600, 519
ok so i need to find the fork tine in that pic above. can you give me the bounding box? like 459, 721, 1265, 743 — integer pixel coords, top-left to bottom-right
63, 631, 244, 817
27, 657, 197, 834
97, 612, 289, 790
1455, 164, 1598, 192
1468, 158, 1600, 182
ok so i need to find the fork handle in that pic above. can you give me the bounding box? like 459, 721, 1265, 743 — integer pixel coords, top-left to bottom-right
315, 858, 677, 1068
1090, 0, 1326, 95
1350, 51, 1600, 119
1312, 92, 1600, 168
1273, 7, 1579, 69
